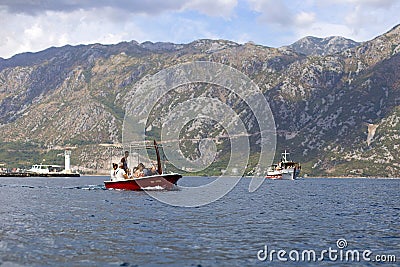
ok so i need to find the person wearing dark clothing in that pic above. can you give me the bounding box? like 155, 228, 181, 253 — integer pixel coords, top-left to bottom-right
121, 151, 129, 174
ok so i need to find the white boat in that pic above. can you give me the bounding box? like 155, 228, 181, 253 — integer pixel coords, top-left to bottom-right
27, 164, 63, 174
265, 150, 301, 180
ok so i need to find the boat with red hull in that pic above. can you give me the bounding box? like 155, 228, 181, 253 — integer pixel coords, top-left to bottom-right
104, 140, 182, 190
104, 173, 181, 190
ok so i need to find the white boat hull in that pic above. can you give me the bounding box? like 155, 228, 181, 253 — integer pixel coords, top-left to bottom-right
265, 150, 301, 180
266, 168, 300, 180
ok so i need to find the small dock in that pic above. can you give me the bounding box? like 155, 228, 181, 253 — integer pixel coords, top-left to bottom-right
0, 149, 80, 178
0, 172, 80, 177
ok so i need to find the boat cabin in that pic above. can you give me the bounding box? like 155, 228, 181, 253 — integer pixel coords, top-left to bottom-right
28, 164, 64, 174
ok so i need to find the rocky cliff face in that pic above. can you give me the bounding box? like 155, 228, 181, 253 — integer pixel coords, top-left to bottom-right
0, 24, 399, 176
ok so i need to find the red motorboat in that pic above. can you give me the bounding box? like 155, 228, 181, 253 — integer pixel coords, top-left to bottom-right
104, 173, 182, 190
104, 140, 182, 190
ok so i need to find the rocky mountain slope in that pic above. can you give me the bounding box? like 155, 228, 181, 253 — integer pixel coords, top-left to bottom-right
0, 24, 399, 177
285, 36, 360, 56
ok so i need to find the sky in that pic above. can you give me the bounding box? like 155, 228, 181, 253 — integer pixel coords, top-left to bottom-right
0, 0, 399, 59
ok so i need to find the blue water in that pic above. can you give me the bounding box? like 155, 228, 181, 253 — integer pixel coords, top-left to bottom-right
0, 176, 398, 266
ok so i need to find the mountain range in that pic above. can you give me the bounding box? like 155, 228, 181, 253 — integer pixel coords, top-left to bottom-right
0, 24, 399, 177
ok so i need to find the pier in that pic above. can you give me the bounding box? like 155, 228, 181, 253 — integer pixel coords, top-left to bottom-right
0, 172, 80, 177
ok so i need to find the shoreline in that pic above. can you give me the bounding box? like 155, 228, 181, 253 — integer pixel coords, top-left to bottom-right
1, 174, 399, 179
54, 175, 400, 179
301, 176, 400, 179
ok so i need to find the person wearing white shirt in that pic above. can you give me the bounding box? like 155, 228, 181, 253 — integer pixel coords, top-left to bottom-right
110, 163, 118, 181
115, 162, 128, 181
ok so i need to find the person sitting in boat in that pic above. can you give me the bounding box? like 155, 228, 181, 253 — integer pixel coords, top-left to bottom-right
143, 167, 151, 177
133, 163, 145, 178
144, 165, 158, 176
115, 162, 129, 181
131, 167, 138, 178
110, 163, 118, 181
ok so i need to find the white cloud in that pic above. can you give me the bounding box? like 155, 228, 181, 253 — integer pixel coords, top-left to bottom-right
247, 0, 399, 44
344, 2, 397, 28
24, 23, 44, 40
294, 11, 315, 27
0, 0, 239, 18
326, 0, 397, 8
0, 0, 240, 58
0, 1, 188, 16
184, 0, 238, 18
247, 0, 293, 26
320, 0, 400, 41
0, 8, 146, 58
247, 1, 314, 28
0, 0, 398, 58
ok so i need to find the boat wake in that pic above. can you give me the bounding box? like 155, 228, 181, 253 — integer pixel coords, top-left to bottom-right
141, 185, 180, 191
0, 184, 106, 190
141, 185, 165, 190
79, 184, 106, 190
61, 184, 106, 190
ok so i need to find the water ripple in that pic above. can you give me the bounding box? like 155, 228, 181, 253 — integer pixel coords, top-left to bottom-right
0, 177, 398, 266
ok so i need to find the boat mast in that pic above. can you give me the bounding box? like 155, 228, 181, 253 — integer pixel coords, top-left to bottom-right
154, 140, 163, 175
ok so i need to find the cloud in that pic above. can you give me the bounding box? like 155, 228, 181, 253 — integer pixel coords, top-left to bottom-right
294, 11, 315, 27
0, 8, 147, 58
0, 0, 238, 17
343, 0, 398, 26
320, 0, 400, 40
246, 0, 400, 44
0, 0, 398, 58
247, 0, 315, 28
247, 0, 294, 26
326, 0, 397, 9
0, 0, 239, 58
184, 0, 237, 18
0, 0, 185, 15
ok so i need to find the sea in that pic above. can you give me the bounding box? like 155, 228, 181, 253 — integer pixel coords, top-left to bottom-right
0, 176, 398, 267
